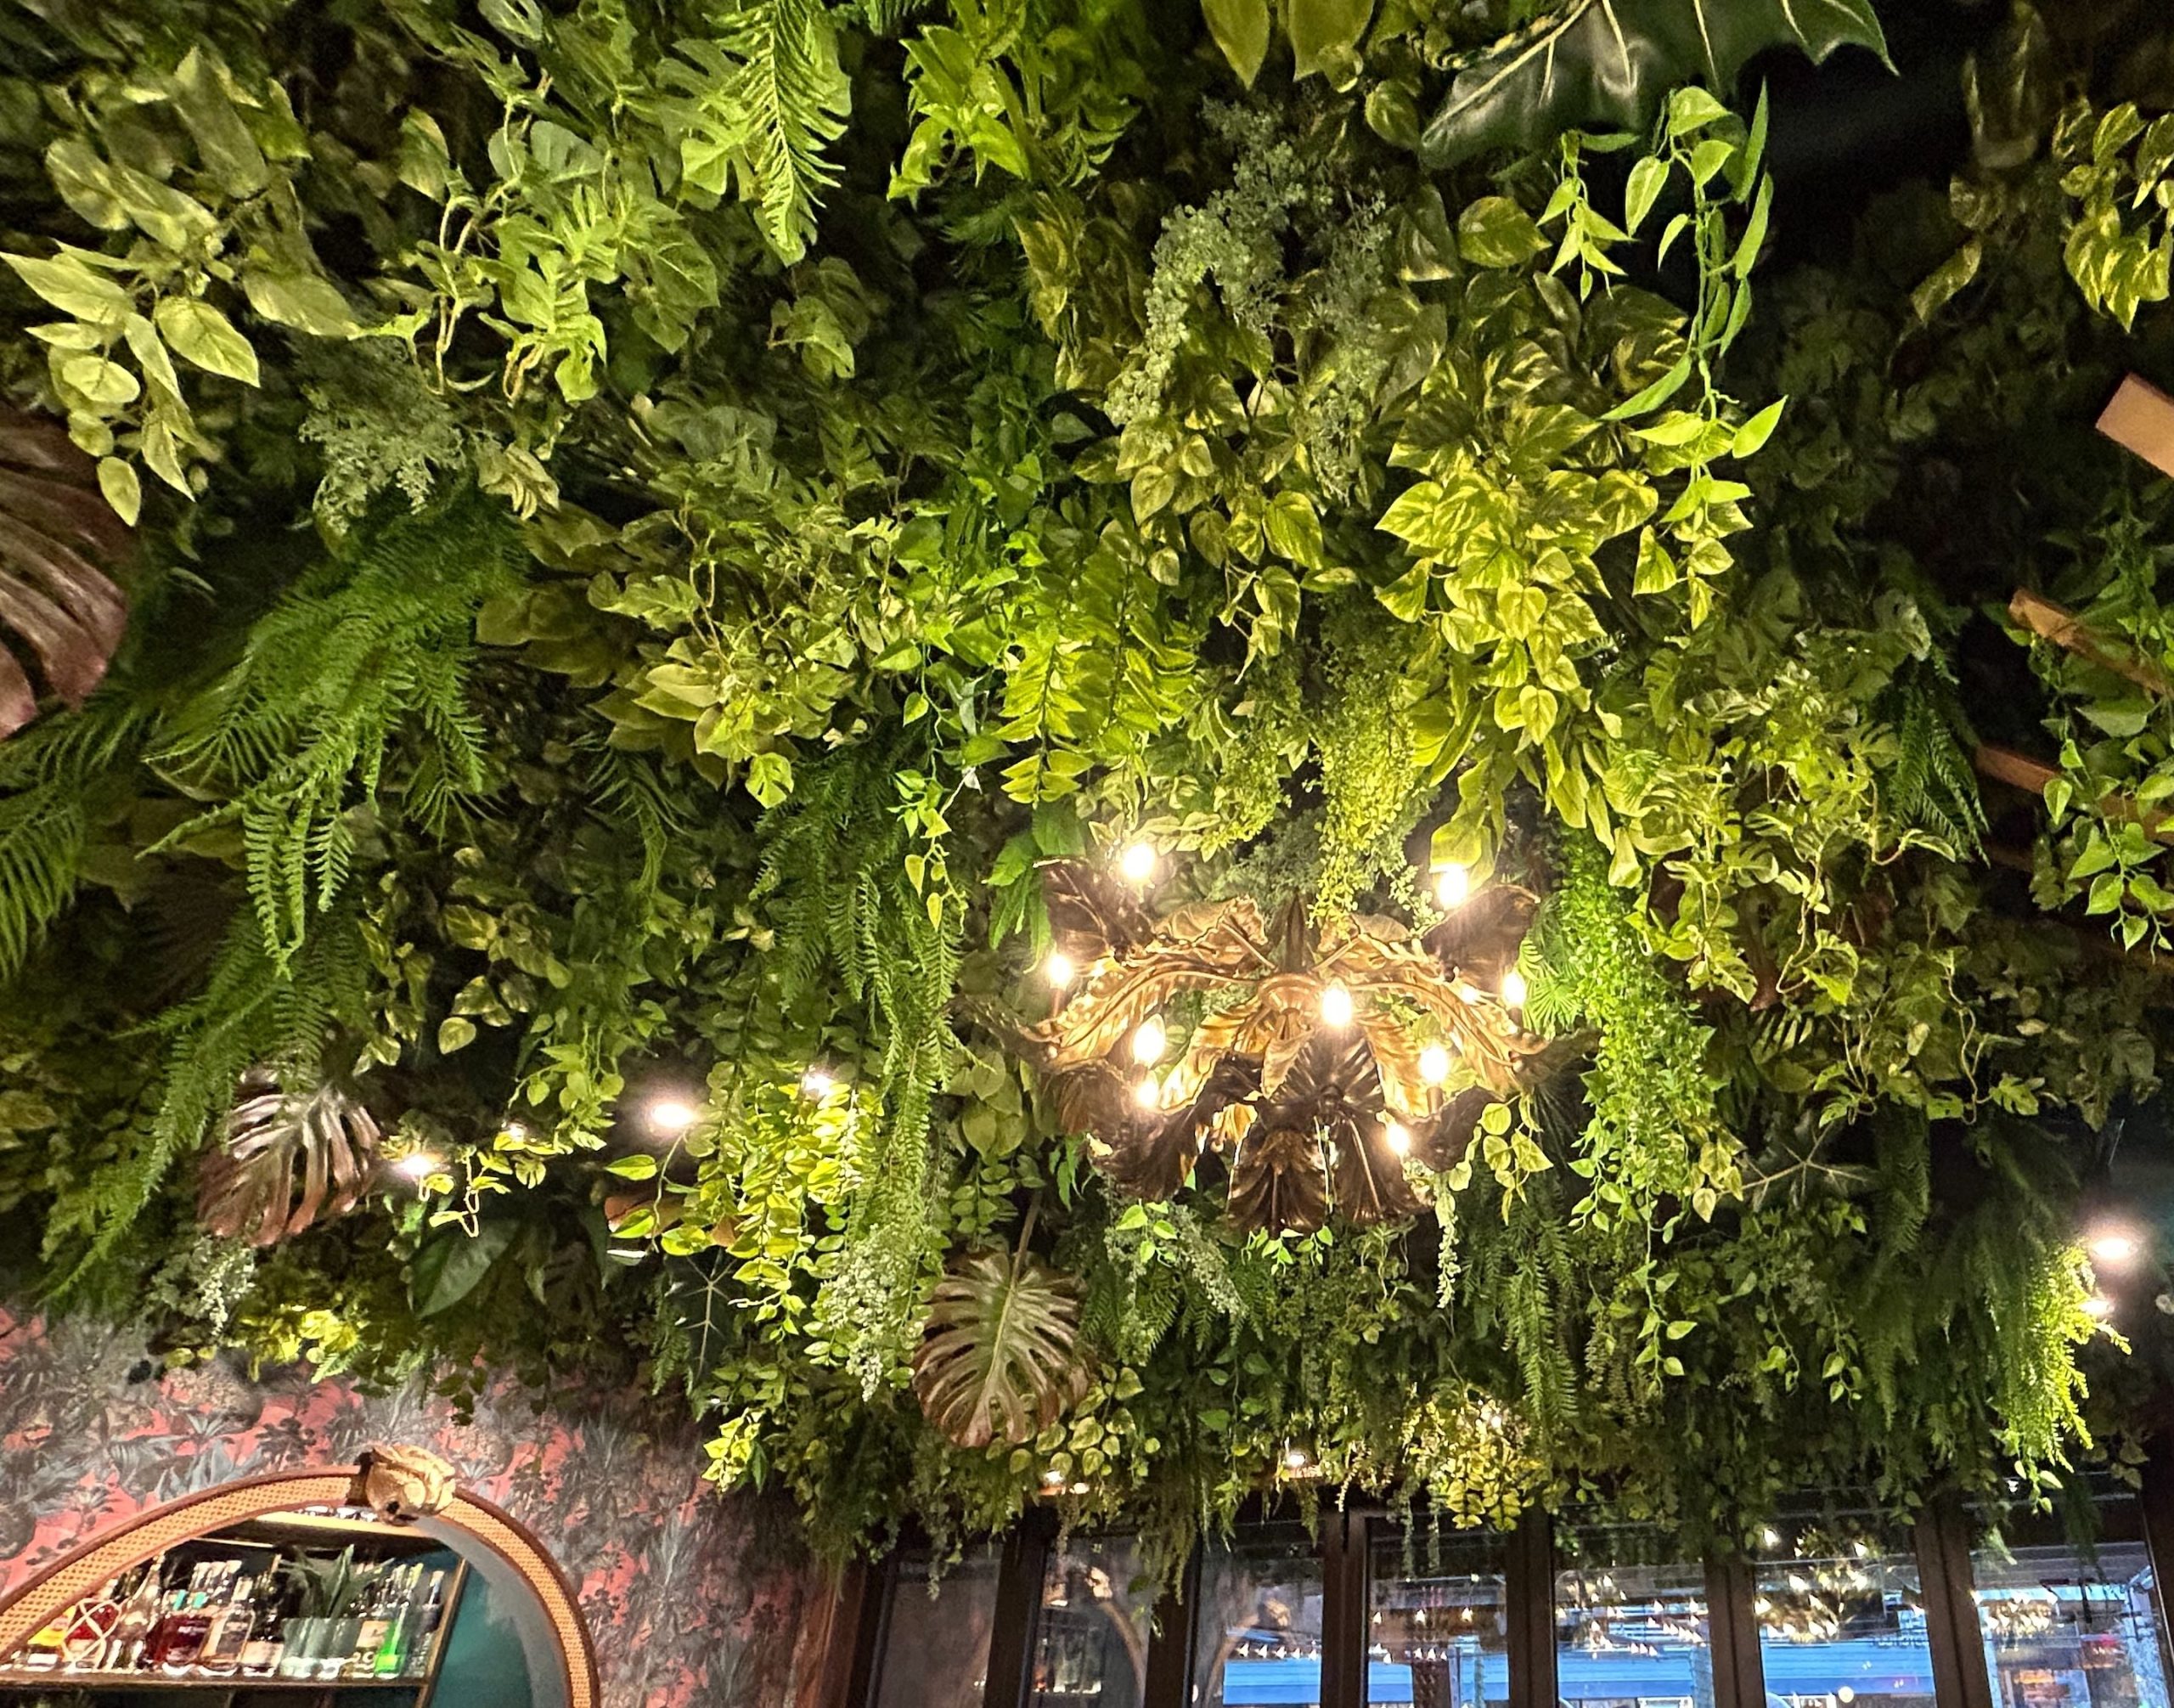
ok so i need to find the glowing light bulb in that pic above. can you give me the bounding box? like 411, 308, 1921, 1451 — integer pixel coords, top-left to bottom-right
2086, 1293, 2117, 1320
1045, 950, 1077, 989
2090, 1227, 2143, 1267
1419, 1043, 1451, 1085
801, 1068, 837, 1096
1760, 1528, 1782, 1551
1501, 969, 1528, 1011
1042, 1469, 1065, 1489
1435, 863, 1471, 909
1385, 1121, 1411, 1158
1119, 841, 1157, 883
1321, 984, 1355, 1027
1131, 1014, 1167, 1065
1134, 1075, 1162, 1110
646, 1097, 698, 1136
1284, 1447, 1310, 1471
393, 1152, 438, 1182
501, 1121, 527, 1143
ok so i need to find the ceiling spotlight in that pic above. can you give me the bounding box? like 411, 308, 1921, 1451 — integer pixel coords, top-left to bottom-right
1385, 1121, 1411, 1158
1131, 1014, 1168, 1066
1419, 1043, 1452, 1085
1045, 951, 1077, 989
801, 1068, 837, 1097
1501, 969, 1528, 1011
645, 1097, 699, 1136
1119, 841, 1157, 884
1134, 1075, 1162, 1110
1321, 984, 1355, 1027
1435, 863, 1471, 909
2086, 1293, 2117, 1321
393, 1152, 438, 1182
2089, 1227, 2143, 1267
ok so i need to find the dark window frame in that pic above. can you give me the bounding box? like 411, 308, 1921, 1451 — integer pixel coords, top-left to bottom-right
840, 1458, 2174, 1708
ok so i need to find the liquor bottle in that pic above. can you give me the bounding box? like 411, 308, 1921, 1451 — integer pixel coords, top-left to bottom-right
373, 1567, 419, 1677
238, 1577, 290, 1676
348, 1570, 392, 1677
403, 1571, 448, 1677
155, 1591, 217, 1673
107, 1564, 170, 1672
18, 1609, 67, 1670
59, 1587, 122, 1671
197, 1575, 257, 1675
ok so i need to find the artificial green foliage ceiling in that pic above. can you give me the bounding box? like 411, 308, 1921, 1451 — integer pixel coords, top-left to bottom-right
3, 0, 2174, 1565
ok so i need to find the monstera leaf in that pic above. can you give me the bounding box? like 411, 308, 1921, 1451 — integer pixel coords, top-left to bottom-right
197, 1072, 380, 1246
0, 406, 132, 738
912, 1246, 1090, 1450
1418, 0, 1891, 169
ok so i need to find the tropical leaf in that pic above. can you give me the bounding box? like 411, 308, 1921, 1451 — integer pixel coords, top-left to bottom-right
0, 405, 132, 738
655, 0, 852, 264
1418, 0, 1891, 169
912, 1245, 1089, 1449
195, 1070, 380, 1246
1040, 857, 1159, 964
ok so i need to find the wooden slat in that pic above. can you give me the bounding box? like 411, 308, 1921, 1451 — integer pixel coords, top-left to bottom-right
2098, 374, 2174, 480
2009, 588, 2171, 695
1974, 743, 2174, 846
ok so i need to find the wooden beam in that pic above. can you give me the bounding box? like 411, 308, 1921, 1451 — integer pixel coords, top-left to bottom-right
2098, 373, 2174, 480
1974, 742, 2174, 847
2008, 587, 2171, 696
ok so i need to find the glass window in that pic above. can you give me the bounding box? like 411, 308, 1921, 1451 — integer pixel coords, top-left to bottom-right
1367, 1523, 1510, 1708
875, 1544, 1003, 1708
1970, 1496, 2171, 1708
1033, 1536, 1157, 1708
1193, 1523, 1325, 1708
1753, 1511, 1935, 1708
1554, 1525, 1715, 1708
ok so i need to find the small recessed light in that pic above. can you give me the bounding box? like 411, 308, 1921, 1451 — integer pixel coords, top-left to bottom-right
1119, 842, 1157, 883
1321, 985, 1355, 1027
646, 1097, 699, 1136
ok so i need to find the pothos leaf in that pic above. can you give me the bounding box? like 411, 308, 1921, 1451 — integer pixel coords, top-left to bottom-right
1418, 0, 1891, 169
911, 1247, 1090, 1448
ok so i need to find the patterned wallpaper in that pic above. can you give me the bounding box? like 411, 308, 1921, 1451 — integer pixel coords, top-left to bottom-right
0, 1305, 829, 1708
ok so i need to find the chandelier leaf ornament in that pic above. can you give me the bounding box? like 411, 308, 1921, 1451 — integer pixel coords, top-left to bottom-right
1026, 857, 1556, 1234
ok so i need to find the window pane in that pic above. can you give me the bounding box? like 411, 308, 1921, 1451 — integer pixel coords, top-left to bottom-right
1971, 1502, 2171, 1708
1033, 1536, 1157, 1708
876, 1545, 1002, 1708
1193, 1523, 1325, 1708
1367, 1525, 1510, 1708
1554, 1525, 1715, 1708
1754, 1512, 1936, 1708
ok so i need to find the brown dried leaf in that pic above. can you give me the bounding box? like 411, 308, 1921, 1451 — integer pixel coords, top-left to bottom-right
0, 407, 132, 737
196, 1072, 379, 1246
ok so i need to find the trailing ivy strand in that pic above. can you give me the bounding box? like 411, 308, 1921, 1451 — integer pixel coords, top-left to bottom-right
0, 0, 2168, 1567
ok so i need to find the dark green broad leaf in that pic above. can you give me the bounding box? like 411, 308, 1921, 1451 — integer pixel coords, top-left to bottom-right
411, 1218, 518, 1316
1418, 0, 1890, 168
